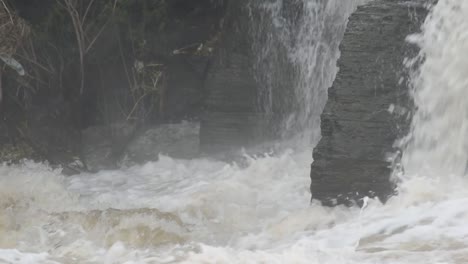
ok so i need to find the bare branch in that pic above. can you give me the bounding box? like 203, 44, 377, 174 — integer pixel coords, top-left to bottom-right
0, 0, 14, 24
0, 67, 3, 105
57, 0, 118, 94
84, 19, 109, 53
16, 53, 53, 74
82, 0, 96, 26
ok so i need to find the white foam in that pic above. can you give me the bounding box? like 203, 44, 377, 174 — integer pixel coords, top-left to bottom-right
0, 249, 56, 264
2, 147, 468, 263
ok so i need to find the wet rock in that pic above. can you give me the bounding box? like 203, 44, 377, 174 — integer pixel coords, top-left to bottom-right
81, 122, 136, 172
310, 0, 427, 206
163, 56, 210, 121
200, 0, 267, 154
124, 122, 199, 163
159, 0, 226, 121
75, 121, 200, 171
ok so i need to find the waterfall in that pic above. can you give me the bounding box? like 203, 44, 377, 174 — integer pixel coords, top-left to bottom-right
6, 1, 468, 263
248, 0, 366, 145
402, 0, 468, 178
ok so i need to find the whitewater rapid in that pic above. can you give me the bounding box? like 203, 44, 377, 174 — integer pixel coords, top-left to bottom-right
3, 0, 468, 263
2, 150, 468, 264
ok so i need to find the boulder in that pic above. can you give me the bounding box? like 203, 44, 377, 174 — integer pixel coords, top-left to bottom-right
310, 0, 427, 206
124, 122, 200, 163
81, 122, 136, 172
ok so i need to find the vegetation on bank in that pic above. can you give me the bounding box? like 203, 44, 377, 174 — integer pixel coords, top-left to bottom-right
4, 0, 171, 125
0, 0, 226, 164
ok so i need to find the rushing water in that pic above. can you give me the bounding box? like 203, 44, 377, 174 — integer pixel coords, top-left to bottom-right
3, 151, 468, 264
249, 0, 366, 142
3, 0, 468, 263
401, 0, 468, 178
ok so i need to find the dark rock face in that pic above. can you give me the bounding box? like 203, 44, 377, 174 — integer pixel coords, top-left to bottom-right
200, 0, 267, 154
0, 96, 81, 169
310, 1, 427, 206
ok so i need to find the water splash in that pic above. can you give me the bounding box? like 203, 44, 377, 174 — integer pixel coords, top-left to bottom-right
402, 0, 468, 178
249, 0, 366, 145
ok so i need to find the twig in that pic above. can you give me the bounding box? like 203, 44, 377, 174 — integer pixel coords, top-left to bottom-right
0, 0, 14, 24
16, 53, 53, 74
0, 67, 3, 105
84, 19, 109, 53
126, 92, 147, 121
82, 0, 96, 26
58, 0, 117, 94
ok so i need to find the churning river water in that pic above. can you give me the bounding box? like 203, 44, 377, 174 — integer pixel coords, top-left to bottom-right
2, 0, 468, 263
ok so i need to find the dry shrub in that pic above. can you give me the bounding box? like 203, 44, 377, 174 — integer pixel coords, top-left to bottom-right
0, 0, 29, 57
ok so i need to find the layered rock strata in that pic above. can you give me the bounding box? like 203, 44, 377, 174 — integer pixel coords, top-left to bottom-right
310, 0, 427, 206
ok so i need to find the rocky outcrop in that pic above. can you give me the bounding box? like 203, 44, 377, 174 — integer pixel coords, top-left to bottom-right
310, 1, 427, 206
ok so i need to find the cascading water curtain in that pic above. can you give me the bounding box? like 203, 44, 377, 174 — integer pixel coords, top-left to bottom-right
248, 0, 367, 146
401, 0, 468, 178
